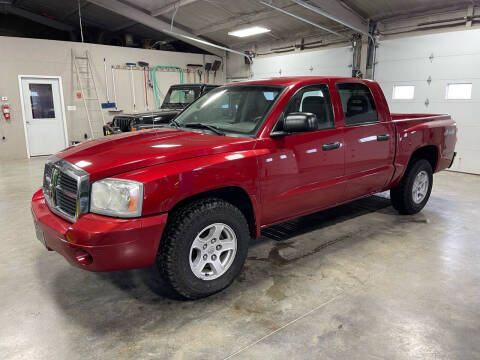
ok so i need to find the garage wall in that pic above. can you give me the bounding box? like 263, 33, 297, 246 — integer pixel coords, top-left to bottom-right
375, 29, 480, 174
0, 36, 225, 160
251, 46, 352, 79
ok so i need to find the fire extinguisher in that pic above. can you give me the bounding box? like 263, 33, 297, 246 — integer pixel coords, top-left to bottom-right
2, 104, 10, 120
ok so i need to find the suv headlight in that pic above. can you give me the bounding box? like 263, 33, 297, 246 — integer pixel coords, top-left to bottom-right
90, 178, 143, 218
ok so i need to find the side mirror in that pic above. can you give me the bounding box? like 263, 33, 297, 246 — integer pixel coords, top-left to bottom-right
283, 112, 319, 133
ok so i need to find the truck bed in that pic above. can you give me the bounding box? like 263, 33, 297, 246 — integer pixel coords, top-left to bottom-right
389, 112, 456, 185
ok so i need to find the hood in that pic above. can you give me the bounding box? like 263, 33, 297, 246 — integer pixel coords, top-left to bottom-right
58, 128, 255, 181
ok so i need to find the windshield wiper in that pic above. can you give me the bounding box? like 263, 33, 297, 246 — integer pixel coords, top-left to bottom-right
184, 123, 225, 136
170, 119, 180, 128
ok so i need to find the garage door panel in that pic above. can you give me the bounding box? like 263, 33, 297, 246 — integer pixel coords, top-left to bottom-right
377, 29, 480, 174
377, 30, 480, 62
450, 149, 480, 174
377, 56, 480, 82
252, 46, 350, 79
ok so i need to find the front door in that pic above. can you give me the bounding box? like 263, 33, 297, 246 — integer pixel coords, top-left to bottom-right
20, 77, 67, 156
259, 84, 345, 225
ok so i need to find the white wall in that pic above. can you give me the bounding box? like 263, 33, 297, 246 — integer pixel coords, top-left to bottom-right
376, 29, 480, 174
0, 36, 225, 160
251, 46, 352, 79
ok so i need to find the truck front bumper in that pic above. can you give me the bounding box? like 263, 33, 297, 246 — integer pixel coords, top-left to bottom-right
31, 189, 168, 272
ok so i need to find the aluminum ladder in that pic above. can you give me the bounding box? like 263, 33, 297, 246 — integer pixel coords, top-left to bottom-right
72, 49, 105, 139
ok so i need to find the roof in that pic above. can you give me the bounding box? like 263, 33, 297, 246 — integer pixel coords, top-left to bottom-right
229, 76, 370, 87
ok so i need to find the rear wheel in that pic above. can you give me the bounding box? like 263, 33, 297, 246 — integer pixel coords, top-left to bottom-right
157, 198, 250, 299
390, 158, 433, 215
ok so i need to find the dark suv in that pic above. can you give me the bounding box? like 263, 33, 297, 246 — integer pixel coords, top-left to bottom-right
103, 83, 219, 135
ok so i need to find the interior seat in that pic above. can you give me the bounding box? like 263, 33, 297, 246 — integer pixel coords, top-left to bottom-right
301, 96, 330, 128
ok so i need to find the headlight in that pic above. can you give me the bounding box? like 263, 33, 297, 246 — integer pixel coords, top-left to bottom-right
90, 178, 143, 217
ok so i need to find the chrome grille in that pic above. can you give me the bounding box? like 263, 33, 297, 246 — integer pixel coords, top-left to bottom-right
58, 172, 78, 194
42, 157, 90, 222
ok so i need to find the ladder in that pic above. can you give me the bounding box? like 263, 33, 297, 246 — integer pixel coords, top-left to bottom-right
72, 49, 105, 139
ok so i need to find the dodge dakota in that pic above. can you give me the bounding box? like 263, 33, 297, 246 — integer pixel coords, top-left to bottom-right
32, 77, 457, 299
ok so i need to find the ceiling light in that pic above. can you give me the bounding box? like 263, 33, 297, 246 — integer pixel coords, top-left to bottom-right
228, 26, 271, 38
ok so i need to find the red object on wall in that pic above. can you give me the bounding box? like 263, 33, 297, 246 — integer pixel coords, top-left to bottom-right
76, 91, 82, 99
2, 104, 10, 120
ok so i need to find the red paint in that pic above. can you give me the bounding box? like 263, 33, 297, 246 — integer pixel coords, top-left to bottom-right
31, 76, 456, 271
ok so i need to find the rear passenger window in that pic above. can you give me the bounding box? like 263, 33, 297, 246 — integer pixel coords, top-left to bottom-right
336, 83, 378, 126
283, 84, 334, 130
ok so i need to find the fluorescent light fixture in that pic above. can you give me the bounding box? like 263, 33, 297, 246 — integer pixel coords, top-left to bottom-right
228, 26, 271, 38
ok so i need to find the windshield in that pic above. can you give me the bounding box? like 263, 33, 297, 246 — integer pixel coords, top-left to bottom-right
163, 88, 199, 106
173, 85, 284, 135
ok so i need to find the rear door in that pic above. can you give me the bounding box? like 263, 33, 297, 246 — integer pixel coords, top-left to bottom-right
260, 83, 345, 225
334, 81, 395, 201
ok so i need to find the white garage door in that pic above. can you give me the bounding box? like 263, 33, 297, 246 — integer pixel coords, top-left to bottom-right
252, 46, 352, 79
375, 29, 480, 174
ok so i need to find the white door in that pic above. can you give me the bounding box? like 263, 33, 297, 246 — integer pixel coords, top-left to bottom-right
20, 77, 67, 156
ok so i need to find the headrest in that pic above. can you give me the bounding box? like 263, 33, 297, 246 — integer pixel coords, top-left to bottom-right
347, 95, 368, 115
302, 96, 326, 114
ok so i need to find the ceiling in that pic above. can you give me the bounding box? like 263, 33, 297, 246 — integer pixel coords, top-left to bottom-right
2, 0, 479, 51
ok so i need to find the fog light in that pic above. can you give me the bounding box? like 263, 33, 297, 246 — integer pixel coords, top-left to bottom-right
75, 249, 93, 266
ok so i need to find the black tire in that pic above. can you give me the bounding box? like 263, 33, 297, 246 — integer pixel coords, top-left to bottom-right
390, 158, 433, 215
157, 198, 250, 300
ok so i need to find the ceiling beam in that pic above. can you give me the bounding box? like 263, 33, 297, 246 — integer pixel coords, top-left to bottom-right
151, 0, 200, 17
194, 4, 299, 36
87, 0, 232, 57
291, 0, 369, 37
261, 1, 351, 40
6, 5, 74, 31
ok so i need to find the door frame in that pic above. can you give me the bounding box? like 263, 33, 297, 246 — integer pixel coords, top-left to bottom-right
18, 75, 69, 158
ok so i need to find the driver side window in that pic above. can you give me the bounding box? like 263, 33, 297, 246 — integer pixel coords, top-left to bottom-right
281, 84, 334, 130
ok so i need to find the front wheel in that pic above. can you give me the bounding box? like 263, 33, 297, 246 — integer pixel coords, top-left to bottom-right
157, 198, 250, 299
390, 159, 433, 215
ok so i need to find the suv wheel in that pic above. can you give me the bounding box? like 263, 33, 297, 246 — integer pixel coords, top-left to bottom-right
390, 158, 433, 215
157, 198, 250, 299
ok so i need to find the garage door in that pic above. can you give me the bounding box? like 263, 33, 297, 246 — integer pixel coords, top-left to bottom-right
375, 29, 480, 174
252, 46, 351, 79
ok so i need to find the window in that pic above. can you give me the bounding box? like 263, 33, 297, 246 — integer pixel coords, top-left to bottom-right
446, 83, 472, 100
336, 83, 378, 126
174, 86, 283, 135
29, 83, 55, 118
392, 85, 415, 100
281, 85, 334, 130
165, 89, 197, 105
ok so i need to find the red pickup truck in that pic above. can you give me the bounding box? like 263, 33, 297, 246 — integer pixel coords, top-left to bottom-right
32, 77, 456, 299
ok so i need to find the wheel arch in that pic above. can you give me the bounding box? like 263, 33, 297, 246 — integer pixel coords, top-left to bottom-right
409, 145, 439, 172
167, 186, 259, 239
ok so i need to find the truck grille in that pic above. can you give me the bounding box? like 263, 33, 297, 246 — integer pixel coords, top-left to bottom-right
43, 157, 90, 222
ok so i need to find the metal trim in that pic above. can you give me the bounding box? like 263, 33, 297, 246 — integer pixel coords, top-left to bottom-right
43, 156, 90, 223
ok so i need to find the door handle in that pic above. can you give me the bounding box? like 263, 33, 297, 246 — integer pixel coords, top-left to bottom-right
322, 141, 341, 151
26, 121, 30, 124
377, 134, 390, 141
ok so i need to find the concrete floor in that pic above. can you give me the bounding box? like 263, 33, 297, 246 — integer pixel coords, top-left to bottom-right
1, 158, 479, 360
